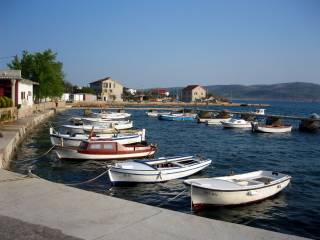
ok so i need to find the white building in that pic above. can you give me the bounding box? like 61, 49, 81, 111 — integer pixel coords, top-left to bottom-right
126, 88, 137, 95
0, 70, 38, 108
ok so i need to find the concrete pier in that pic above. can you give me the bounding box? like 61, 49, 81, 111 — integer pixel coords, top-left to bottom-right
0, 169, 307, 240
0, 109, 57, 169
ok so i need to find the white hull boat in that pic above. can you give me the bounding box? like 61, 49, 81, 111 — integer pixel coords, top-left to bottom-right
184, 170, 291, 208
92, 112, 131, 120
108, 156, 212, 184
146, 111, 171, 117
206, 118, 232, 125
251, 123, 292, 133
49, 128, 145, 147
82, 118, 132, 127
62, 122, 133, 133
221, 119, 252, 129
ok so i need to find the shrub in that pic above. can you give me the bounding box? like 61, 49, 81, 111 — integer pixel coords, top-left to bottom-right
0, 96, 13, 108
0, 97, 5, 108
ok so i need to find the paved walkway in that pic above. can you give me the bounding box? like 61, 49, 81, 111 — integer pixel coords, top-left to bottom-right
0, 169, 307, 240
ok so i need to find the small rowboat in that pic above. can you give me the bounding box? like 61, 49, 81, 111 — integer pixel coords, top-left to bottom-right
92, 112, 131, 120
146, 110, 171, 117
108, 156, 212, 184
55, 140, 157, 161
158, 113, 197, 121
221, 119, 252, 129
184, 170, 291, 208
49, 128, 146, 147
206, 118, 232, 125
62, 122, 133, 133
251, 122, 292, 133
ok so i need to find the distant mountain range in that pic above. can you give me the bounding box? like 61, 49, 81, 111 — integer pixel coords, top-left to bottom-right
168, 82, 320, 102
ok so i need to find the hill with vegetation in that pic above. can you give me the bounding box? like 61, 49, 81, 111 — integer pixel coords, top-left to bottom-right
205, 82, 320, 102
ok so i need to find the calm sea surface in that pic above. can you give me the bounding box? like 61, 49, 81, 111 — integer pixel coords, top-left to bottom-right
10, 101, 320, 239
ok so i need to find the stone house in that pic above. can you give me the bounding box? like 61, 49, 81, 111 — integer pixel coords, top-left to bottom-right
89, 77, 123, 102
181, 85, 206, 102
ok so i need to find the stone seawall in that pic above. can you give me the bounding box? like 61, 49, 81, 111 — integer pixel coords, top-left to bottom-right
0, 110, 56, 169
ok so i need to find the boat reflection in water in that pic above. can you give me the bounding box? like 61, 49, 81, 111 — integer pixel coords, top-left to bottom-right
195, 192, 289, 226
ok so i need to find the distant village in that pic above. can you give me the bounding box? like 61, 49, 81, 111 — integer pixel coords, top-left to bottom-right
62, 76, 221, 104
0, 69, 228, 121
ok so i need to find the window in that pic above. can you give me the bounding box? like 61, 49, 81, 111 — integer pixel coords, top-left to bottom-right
28, 91, 32, 96
21, 92, 26, 100
103, 143, 115, 150
109, 83, 112, 88
89, 143, 102, 150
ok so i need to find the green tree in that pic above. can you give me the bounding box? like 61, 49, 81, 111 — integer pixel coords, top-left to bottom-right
8, 49, 65, 101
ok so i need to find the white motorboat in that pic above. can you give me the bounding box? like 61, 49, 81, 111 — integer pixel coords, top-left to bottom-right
184, 170, 291, 208
251, 122, 292, 133
221, 119, 252, 129
49, 128, 145, 147
206, 118, 232, 125
55, 140, 157, 161
62, 121, 133, 133
251, 109, 266, 115
146, 110, 171, 117
92, 112, 131, 120
108, 156, 212, 184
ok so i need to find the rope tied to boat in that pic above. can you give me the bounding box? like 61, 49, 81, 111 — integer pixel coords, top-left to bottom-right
156, 189, 187, 207
65, 168, 110, 186
26, 166, 110, 186
18, 144, 57, 164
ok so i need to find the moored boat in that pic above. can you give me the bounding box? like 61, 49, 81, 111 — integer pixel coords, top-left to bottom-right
146, 110, 171, 117
184, 170, 291, 208
55, 140, 157, 161
92, 112, 131, 120
206, 118, 232, 125
49, 128, 145, 147
251, 109, 266, 115
108, 156, 212, 184
251, 122, 292, 133
158, 113, 196, 121
221, 119, 252, 129
62, 121, 133, 133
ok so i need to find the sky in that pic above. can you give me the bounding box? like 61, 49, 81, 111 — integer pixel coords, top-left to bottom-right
0, 0, 319, 89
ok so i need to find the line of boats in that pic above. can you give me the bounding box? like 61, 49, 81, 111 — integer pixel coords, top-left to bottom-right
147, 109, 295, 133
46, 109, 292, 208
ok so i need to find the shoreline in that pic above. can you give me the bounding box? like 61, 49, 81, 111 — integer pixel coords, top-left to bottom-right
71, 101, 270, 108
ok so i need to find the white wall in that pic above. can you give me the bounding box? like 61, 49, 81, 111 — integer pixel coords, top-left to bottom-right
18, 82, 33, 106
61, 93, 70, 101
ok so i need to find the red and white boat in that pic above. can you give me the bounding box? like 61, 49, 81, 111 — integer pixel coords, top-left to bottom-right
54, 140, 157, 161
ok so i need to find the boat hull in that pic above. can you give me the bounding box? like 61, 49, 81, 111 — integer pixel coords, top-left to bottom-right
206, 118, 231, 125
50, 134, 144, 147
187, 178, 290, 207
253, 125, 292, 133
158, 114, 196, 121
55, 147, 156, 161
108, 160, 211, 183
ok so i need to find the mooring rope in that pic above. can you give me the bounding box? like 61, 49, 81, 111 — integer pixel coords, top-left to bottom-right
18, 145, 57, 164
64, 168, 109, 186
156, 189, 187, 207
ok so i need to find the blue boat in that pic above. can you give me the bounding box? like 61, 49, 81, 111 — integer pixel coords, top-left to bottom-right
158, 113, 197, 121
